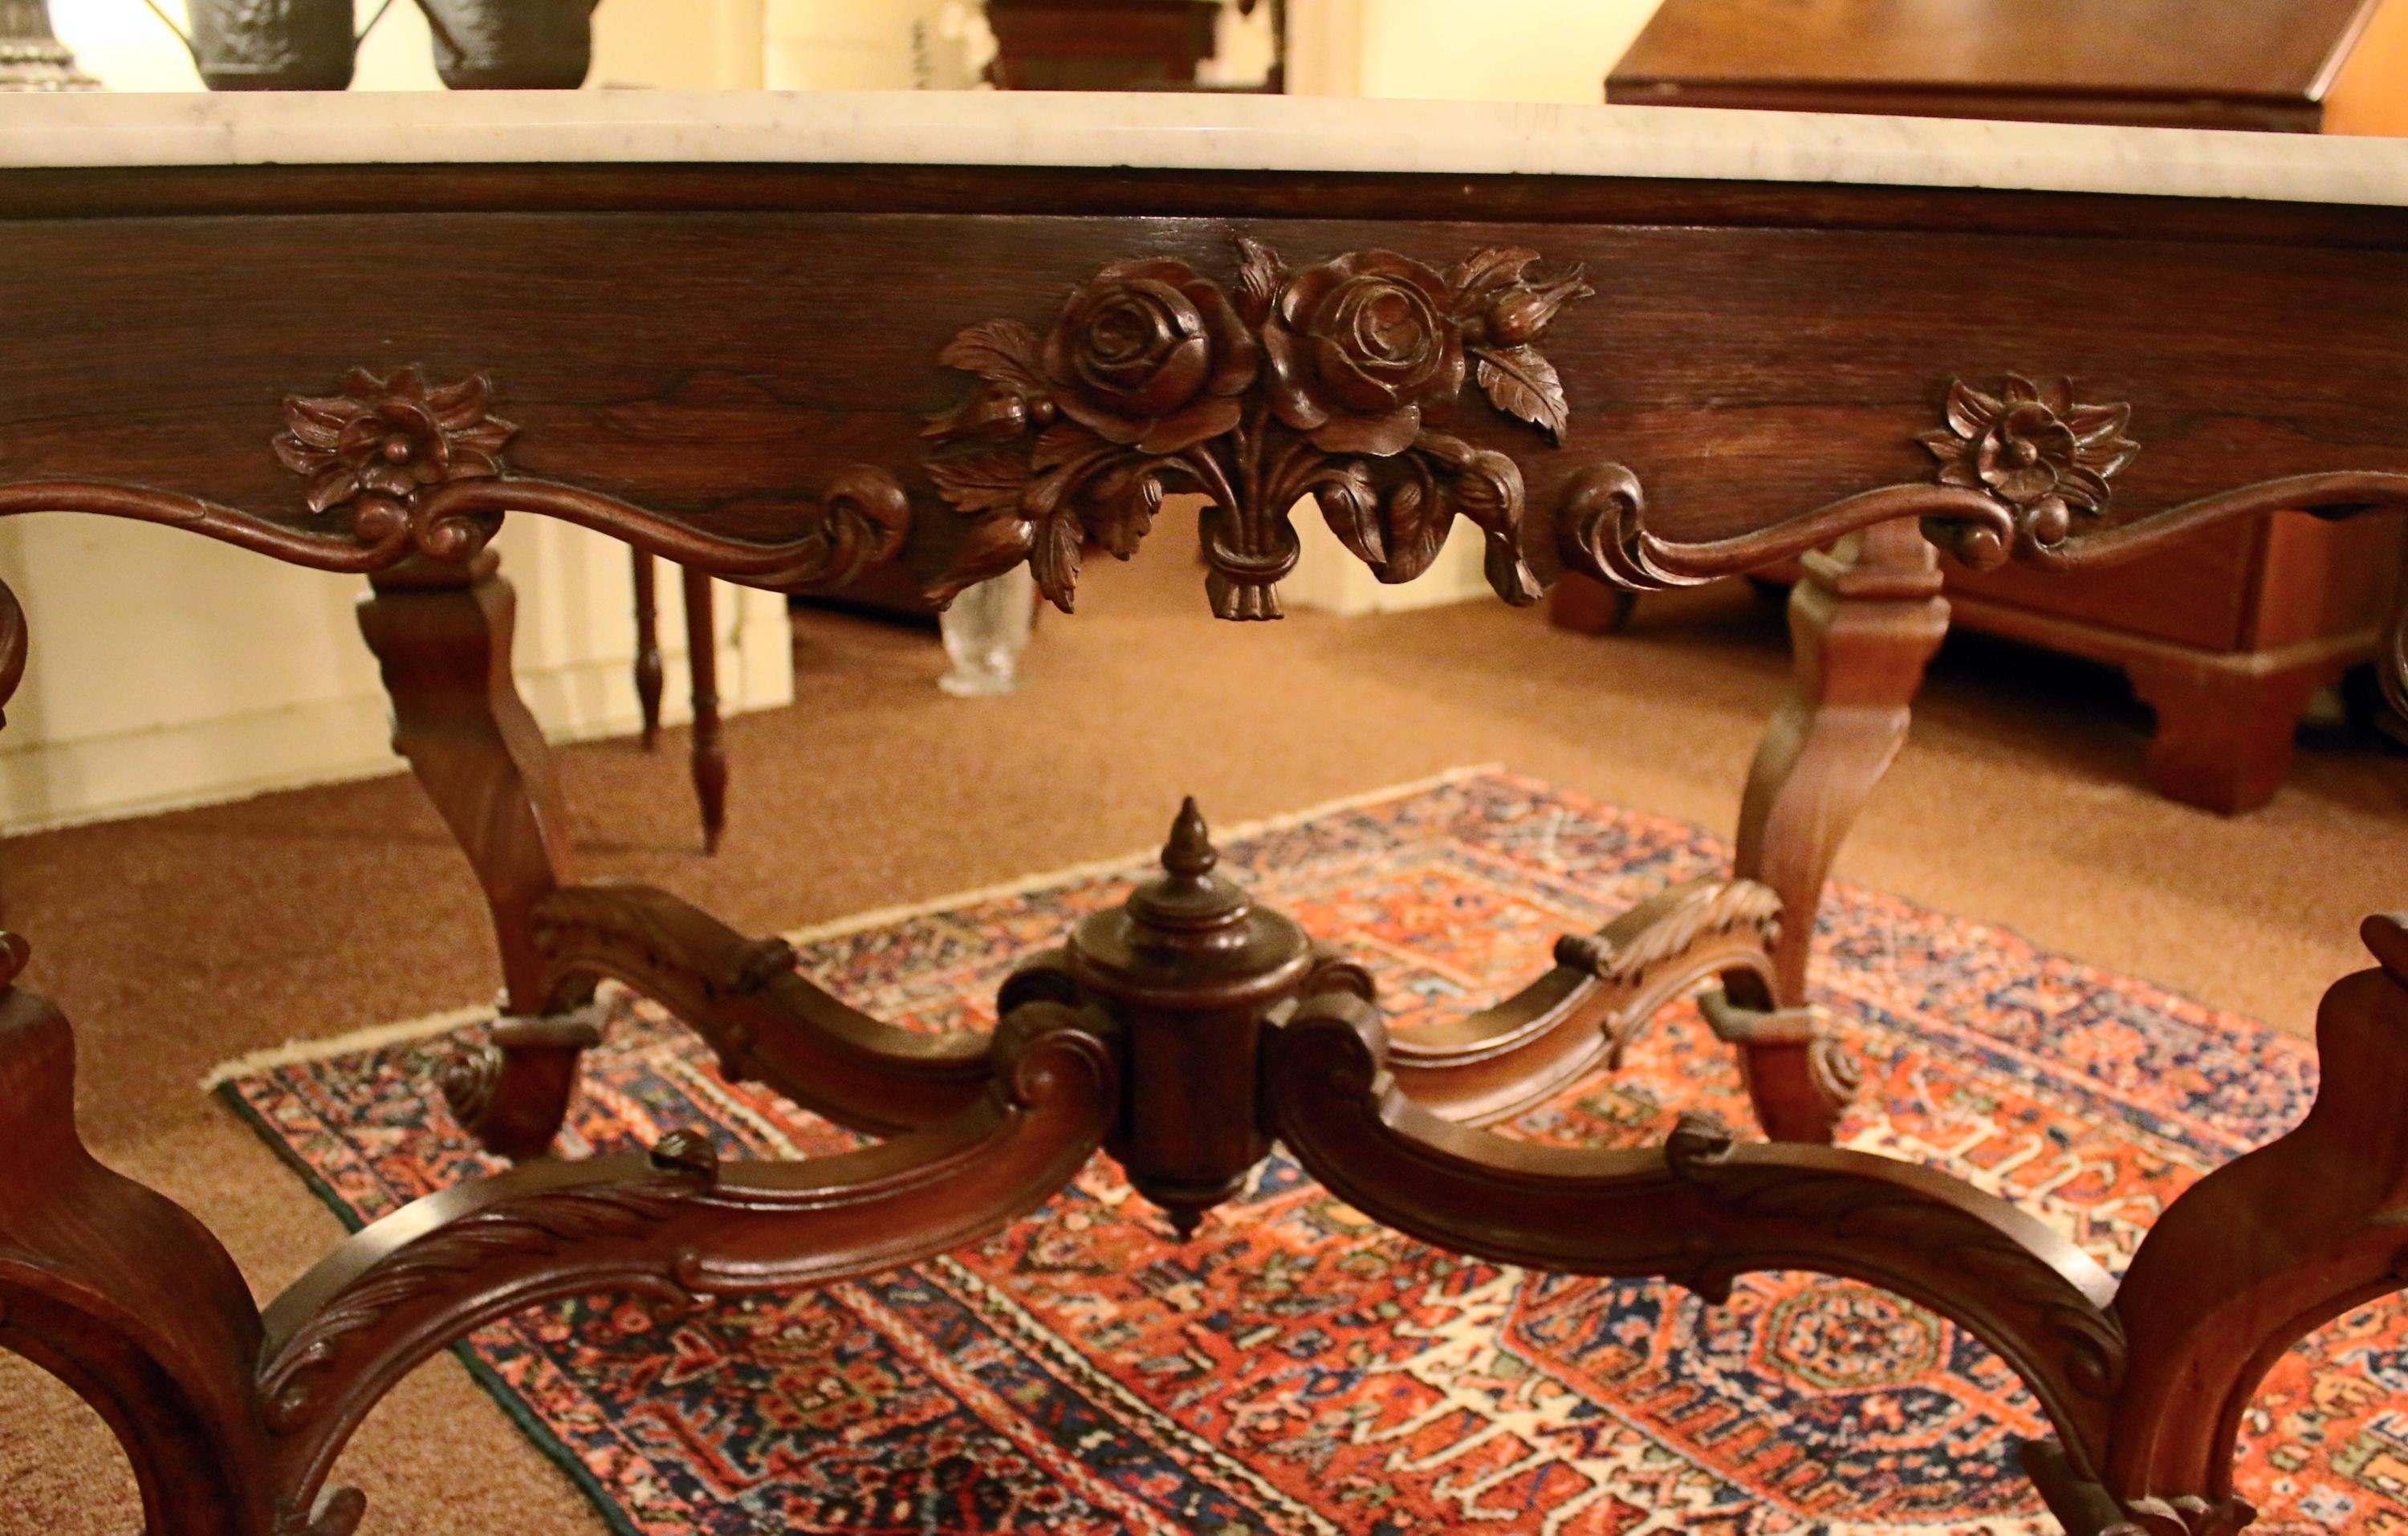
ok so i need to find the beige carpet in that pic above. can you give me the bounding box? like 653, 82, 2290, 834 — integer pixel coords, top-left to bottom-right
2, 518, 2400, 1534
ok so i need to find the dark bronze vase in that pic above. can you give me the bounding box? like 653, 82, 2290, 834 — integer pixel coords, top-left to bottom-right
185, 0, 356, 91
0, 0, 99, 90
415, 0, 600, 90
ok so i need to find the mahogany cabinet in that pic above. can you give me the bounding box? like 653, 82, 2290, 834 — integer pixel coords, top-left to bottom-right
1548, 0, 2408, 813
985, 0, 1224, 91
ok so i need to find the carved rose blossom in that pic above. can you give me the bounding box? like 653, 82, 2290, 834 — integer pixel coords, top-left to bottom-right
1042, 259, 1259, 454
1262, 249, 1466, 457
923, 238, 1594, 618
1919, 376, 2137, 544
273, 367, 515, 516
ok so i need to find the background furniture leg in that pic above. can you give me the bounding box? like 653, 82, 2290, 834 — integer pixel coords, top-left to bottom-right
1545, 573, 1639, 635
631, 548, 662, 750
681, 566, 726, 854
2125, 653, 2338, 816
357, 553, 594, 1159
1725, 519, 1950, 1143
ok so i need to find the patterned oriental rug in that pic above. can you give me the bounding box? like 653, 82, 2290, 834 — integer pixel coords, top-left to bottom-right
222, 770, 2407, 1535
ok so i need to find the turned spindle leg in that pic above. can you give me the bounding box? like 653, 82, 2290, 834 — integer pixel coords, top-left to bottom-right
681, 567, 727, 855
358, 553, 596, 1159
631, 549, 663, 750
1723, 520, 1948, 1142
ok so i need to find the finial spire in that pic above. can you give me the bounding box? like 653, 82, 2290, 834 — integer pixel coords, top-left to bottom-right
1162, 796, 1217, 882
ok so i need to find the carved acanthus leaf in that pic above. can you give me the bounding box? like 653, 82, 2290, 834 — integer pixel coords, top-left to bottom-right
1554, 878, 1782, 989
258, 1136, 722, 1438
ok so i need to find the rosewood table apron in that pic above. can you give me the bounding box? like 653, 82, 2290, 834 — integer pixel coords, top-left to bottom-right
2, 93, 2406, 1536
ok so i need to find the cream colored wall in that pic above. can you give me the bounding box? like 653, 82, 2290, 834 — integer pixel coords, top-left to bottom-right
10, 2, 794, 832
1357, 0, 1661, 103
1281, 0, 1663, 613
0, 516, 789, 830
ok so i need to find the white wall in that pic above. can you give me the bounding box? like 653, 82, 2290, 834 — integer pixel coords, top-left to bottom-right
7, 2, 794, 832
0, 515, 790, 830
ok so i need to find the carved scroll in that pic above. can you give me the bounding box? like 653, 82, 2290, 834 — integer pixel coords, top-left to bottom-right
527, 883, 995, 1136
1386, 876, 1782, 1125
921, 238, 1593, 619
1264, 984, 2127, 1479
255, 1000, 1114, 1524
1555, 375, 2408, 726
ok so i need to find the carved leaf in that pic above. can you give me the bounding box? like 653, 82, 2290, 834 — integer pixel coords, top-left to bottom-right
1312, 462, 1385, 567
1472, 345, 1571, 444
1447, 246, 1539, 302
1084, 462, 1163, 560
1030, 508, 1086, 613
1944, 378, 2005, 441
1378, 477, 1452, 583
925, 514, 1037, 607
1031, 421, 1102, 473
936, 319, 1047, 396
2064, 400, 2131, 445
1235, 236, 1286, 327
259, 1179, 704, 1435
926, 448, 1031, 514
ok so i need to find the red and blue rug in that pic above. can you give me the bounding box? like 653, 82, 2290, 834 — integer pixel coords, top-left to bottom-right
221, 769, 2405, 1534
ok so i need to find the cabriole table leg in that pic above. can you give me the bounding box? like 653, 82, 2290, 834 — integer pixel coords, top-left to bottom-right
0, 931, 307, 1535
356, 551, 597, 1160
1721, 518, 1950, 1142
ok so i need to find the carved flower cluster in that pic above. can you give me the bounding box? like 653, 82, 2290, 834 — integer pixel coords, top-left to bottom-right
923, 239, 1592, 615
1919, 376, 2137, 547
274, 367, 516, 518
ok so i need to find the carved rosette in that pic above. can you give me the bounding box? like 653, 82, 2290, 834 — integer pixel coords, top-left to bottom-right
923, 237, 1592, 620
274, 367, 518, 565
1920, 375, 2139, 559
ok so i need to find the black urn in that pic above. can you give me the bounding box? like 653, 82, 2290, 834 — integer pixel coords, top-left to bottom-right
416, 0, 600, 90
186, 0, 356, 91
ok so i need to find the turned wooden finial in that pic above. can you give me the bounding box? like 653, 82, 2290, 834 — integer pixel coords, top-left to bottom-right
1162, 796, 1217, 881
1128, 797, 1248, 936
1036, 794, 1315, 1241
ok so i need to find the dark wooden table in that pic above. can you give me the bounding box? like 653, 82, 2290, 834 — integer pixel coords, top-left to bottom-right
1, 90, 2404, 1536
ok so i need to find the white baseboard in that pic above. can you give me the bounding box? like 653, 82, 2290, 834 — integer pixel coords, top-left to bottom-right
0, 621, 789, 835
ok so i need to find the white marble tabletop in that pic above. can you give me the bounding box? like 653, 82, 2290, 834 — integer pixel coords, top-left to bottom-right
0, 89, 2403, 208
